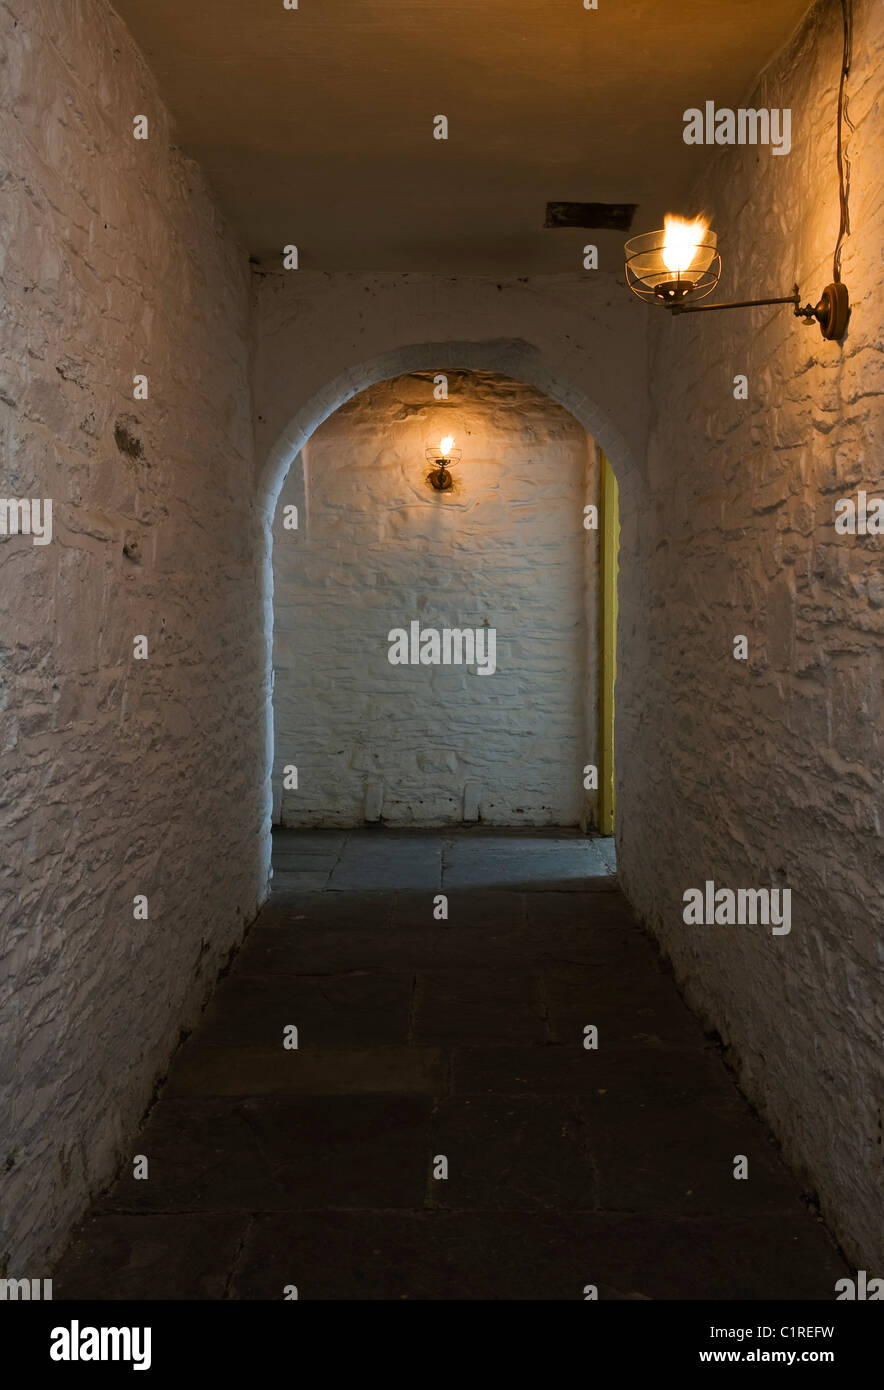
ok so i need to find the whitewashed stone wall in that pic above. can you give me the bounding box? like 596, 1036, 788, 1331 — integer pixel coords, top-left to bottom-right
272, 371, 597, 827
253, 272, 648, 513
0, 0, 264, 1271
617, 0, 884, 1268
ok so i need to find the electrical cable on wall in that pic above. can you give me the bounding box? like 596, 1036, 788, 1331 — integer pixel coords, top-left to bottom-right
832, 0, 853, 284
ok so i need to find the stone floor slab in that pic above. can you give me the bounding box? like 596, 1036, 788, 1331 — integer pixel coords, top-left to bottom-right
197, 969, 413, 1048
228, 1210, 845, 1301
166, 1042, 444, 1097
580, 1090, 810, 1218
413, 969, 547, 1043
53, 1213, 250, 1300
450, 1041, 738, 1101
328, 837, 443, 892
426, 1095, 595, 1211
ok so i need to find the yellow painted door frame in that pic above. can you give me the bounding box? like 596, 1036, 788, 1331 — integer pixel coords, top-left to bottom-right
599, 452, 619, 835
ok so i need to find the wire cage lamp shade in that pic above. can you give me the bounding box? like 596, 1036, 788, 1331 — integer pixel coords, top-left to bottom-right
424, 437, 462, 491
425, 440, 462, 467
625, 226, 721, 306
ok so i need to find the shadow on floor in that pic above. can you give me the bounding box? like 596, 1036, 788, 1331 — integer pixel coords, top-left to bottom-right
53, 829, 847, 1300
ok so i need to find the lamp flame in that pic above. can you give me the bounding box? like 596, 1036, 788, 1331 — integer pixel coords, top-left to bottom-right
662, 214, 708, 278
439, 435, 455, 457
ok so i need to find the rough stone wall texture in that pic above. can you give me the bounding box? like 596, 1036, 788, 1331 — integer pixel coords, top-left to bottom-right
616, 0, 884, 1267
272, 371, 596, 828
252, 270, 650, 513
0, 0, 264, 1270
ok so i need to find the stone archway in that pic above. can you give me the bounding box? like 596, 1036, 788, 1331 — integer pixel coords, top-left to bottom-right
255, 337, 641, 885
258, 337, 640, 521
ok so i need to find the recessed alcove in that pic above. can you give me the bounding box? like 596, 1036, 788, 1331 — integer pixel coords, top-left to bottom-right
271, 369, 608, 830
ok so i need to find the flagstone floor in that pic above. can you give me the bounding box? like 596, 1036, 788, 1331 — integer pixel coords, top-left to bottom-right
53, 829, 846, 1300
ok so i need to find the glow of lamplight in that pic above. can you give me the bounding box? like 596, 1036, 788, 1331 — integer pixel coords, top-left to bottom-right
661, 214, 709, 277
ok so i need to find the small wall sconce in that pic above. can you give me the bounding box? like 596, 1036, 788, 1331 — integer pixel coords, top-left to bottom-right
425, 435, 461, 491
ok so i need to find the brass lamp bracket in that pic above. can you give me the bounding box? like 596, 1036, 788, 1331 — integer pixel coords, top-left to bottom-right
427, 459, 455, 490
794, 281, 850, 340
669, 281, 850, 341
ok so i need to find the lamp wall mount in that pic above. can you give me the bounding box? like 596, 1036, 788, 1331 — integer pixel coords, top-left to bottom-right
427, 460, 455, 491
797, 281, 850, 340
669, 281, 850, 340
425, 440, 461, 491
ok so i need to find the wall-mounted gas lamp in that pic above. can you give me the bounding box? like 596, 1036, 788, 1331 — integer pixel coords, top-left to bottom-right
624, 0, 852, 343
425, 435, 461, 491
624, 216, 849, 340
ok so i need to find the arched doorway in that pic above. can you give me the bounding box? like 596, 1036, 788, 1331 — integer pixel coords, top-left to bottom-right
256, 337, 635, 890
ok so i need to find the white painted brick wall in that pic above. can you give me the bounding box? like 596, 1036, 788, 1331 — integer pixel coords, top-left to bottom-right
0, 0, 264, 1270
272, 371, 598, 827
616, 0, 884, 1269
